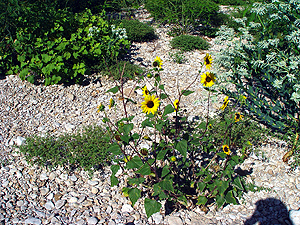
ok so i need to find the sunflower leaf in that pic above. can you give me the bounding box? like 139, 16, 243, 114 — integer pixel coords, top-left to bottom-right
107, 86, 119, 94
181, 90, 194, 96
163, 104, 174, 117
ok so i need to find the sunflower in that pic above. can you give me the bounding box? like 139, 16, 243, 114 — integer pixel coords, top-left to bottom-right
109, 98, 115, 109
234, 112, 243, 122
220, 96, 229, 110
223, 145, 231, 155
141, 94, 160, 114
97, 103, 105, 112
204, 53, 213, 70
153, 56, 163, 68
142, 85, 150, 97
201, 72, 215, 87
173, 99, 179, 111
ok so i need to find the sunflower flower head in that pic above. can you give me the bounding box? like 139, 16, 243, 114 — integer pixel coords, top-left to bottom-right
204, 53, 213, 70
109, 98, 115, 109
142, 85, 150, 97
234, 112, 243, 122
141, 94, 160, 115
173, 99, 179, 111
97, 103, 105, 112
153, 56, 163, 68
201, 72, 215, 87
223, 145, 231, 155
220, 96, 229, 110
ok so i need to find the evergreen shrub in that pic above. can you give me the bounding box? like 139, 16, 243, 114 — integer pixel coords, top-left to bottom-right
170, 35, 210, 52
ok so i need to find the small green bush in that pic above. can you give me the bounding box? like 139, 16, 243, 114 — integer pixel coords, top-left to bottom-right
19, 125, 112, 174
121, 19, 157, 42
170, 35, 210, 52
144, 0, 224, 34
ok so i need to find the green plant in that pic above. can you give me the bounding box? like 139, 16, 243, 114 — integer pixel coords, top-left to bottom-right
144, 0, 224, 34
214, 0, 300, 163
168, 50, 187, 64
100, 60, 145, 80
100, 55, 261, 218
120, 19, 157, 42
170, 35, 210, 52
19, 125, 112, 174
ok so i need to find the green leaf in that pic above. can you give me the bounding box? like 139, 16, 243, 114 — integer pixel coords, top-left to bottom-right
136, 163, 152, 175
159, 84, 165, 91
127, 177, 145, 186
126, 156, 143, 169
181, 90, 194, 96
216, 195, 226, 208
128, 188, 141, 206
141, 119, 153, 128
225, 190, 237, 204
197, 196, 208, 205
144, 198, 161, 218
203, 174, 212, 183
197, 182, 206, 192
107, 86, 119, 94
217, 180, 229, 195
120, 134, 130, 144
132, 133, 139, 139
156, 148, 168, 160
176, 140, 187, 158
217, 152, 227, 159
163, 104, 174, 117
159, 179, 174, 192
107, 143, 122, 155
123, 123, 133, 135
233, 177, 244, 191
111, 165, 120, 176
160, 93, 168, 100
111, 175, 119, 187
161, 165, 170, 177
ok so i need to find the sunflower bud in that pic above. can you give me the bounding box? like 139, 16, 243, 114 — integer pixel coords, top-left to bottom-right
140, 148, 148, 156
115, 135, 121, 141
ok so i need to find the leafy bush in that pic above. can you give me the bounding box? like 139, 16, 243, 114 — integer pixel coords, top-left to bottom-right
120, 19, 157, 42
2, 0, 130, 85
101, 55, 265, 218
215, 0, 300, 162
19, 125, 112, 174
170, 35, 210, 52
144, 0, 224, 34
100, 60, 145, 80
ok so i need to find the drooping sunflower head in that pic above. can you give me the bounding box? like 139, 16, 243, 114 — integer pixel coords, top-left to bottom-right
141, 94, 160, 115
234, 112, 243, 122
109, 98, 115, 109
153, 56, 163, 68
220, 96, 229, 110
97, 103, 105, 112
204, 53, 213, 70
201, 72, 215, 87
223, 145, 231, 155
142, 85, 150, 97
173, 99, 179, 111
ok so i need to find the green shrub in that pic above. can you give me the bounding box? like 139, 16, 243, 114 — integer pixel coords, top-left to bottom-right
215, 0, 300, 163
100, 60, 145, 80
19, 125, 112, 174
120, 19, 157, 42
1, 0, 130, 85
144, 0, 224, 34
170, 35, 210, 52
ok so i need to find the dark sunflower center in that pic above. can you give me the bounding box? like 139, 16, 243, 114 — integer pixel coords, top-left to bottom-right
235, 114, 240, 119
205, 76, 212, 82
205, 58, 210, 64
153, 61, 158, 67
224, 147, 229, 152
145, 90, 149, 95
147, 101, 154, 108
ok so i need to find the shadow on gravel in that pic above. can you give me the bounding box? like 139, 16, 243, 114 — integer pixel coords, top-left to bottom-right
244, 198, 292, 225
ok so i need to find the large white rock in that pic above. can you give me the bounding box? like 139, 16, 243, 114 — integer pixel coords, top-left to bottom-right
290, 210, 300, 225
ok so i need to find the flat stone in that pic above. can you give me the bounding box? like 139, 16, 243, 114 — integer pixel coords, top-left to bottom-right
290, 210, 300, 225
16, 136, 26, 146
121, 204, 134, 213
167, 216, 183, 225
87, 217, 98, 225
44, 201, 54, 211
55, 199, 66, 209
24, 218, 42, 225
151, 212, 163, 224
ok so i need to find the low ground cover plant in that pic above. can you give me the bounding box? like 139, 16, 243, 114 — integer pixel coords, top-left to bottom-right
99, 55, 267, 218
214, 0, 300, 165
19, 125, 112, 174
120, 19, 157, 42
170, 35, 210, 52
